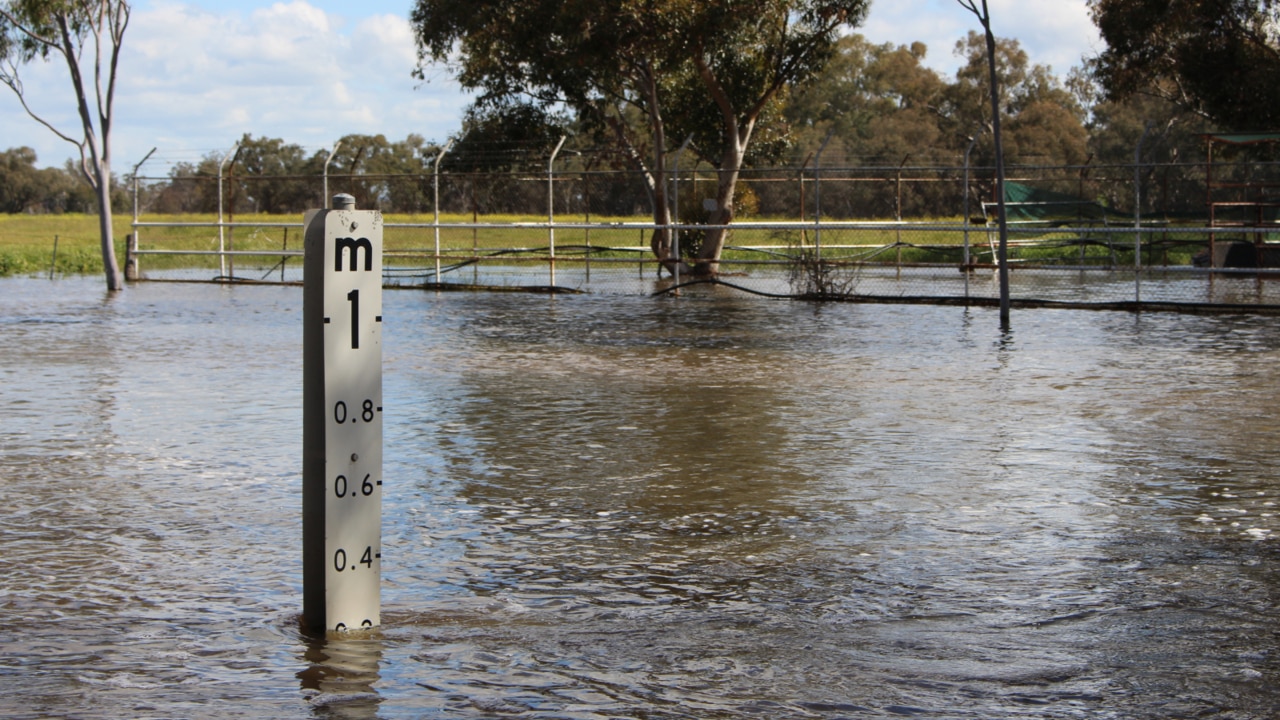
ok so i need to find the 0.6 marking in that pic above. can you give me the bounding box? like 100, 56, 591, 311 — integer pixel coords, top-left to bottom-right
334, 473, 377, 499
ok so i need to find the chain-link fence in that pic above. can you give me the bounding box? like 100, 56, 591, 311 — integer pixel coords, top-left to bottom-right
128, 161, 1280, 310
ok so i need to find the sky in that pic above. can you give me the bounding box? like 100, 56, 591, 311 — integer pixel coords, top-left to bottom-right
1, 0, 1101, 174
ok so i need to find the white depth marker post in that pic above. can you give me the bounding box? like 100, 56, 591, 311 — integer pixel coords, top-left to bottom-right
303, 194, 383, 634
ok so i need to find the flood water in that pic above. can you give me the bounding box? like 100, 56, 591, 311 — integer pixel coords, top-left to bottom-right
2, 276, 1278, 719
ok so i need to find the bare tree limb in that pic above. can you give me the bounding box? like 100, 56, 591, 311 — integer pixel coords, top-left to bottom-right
1, 0, 130, 289
0, 58, 85, 148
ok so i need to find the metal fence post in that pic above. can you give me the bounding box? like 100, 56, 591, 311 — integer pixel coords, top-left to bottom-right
125, 233, 138, 282
896, 154, 910, 269
432, 140, 453, 284
1135, 122, 1153, 303
549, 135, 568, 287
129, 148, 155, 282
962, 135, 978, 269
217, 142, 239, 279
813, 129, 835, 261
963, 134, 979, 300
323, 140, 342, 212
672, 135, 693, 290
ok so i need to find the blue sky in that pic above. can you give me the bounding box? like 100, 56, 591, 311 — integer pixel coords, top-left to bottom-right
2, 0, 1099, 173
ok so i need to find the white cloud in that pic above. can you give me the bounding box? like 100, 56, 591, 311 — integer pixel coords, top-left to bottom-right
352, 14, 420, 74
0, 53, 82, 169
0, 0, 470, 170
862, 0, 1100, 78
1, 0, 1095, 171
988, 0, 1101, 73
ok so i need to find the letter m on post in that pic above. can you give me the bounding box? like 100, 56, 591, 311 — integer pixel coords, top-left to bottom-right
335, 237, 374, 271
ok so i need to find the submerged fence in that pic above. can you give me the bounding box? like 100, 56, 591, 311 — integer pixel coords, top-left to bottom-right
126, 215, 1280, 310
126, 154, 1280, 309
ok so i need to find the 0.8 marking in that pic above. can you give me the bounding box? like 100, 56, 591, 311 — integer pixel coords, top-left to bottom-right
333, 400, 380, 424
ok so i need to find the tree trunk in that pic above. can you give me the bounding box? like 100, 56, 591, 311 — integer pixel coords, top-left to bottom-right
632, 64, 689, 277
694, 165, 742, 276
95, 160, 123, 291
649, 187, 677, 273
690, 50, 759, 278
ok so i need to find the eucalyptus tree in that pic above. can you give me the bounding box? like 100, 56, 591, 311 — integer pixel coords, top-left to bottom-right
0, 0, 130, 290
1090, 0, 1280, 129
228, 134, 316, 214
0, 146, 47, 212
676, 2, 871, 274
945, 32, 1087, 166
785, 35, 949, 162
327, 134, 401, 211
412, 0, 870, 276
327, 132, 446, 213
414, 0, 687, 270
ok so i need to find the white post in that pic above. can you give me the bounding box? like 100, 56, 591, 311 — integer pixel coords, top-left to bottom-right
432, 140, 453, 283
323, 140, 342, 210
130, 147, 155, 226
549, 135, 567, 287
129, 148, 156, 281
1135, 122, 1153, 303
217, 142, 239, 279
303, 193, 384, 634
812, 128, 835, 261
672, 135, 693, 289
963, 134, 978, 269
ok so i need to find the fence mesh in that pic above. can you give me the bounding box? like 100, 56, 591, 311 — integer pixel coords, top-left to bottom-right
128, 163, 1280, 310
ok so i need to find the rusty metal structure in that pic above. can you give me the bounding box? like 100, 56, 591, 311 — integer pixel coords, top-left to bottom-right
1204, 132, 1280, 268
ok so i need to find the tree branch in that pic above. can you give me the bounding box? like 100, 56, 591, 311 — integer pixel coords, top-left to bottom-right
94, 0, 109, 137
955, 0, 982, 18
0, 59, 87, 149
103, 2, 130, 153
0, 6, 61, 52
692, 46, 742, 150
55, 11, 102, 186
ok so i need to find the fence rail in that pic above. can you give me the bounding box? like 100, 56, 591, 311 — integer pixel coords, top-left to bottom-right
125, 215, 1280, 310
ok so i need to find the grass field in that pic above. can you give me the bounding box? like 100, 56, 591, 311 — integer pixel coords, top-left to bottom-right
1, 211, 1209, 278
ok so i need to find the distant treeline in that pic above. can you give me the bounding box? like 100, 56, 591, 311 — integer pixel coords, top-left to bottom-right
5, 33, 1276, 220
0, 147, 129, 214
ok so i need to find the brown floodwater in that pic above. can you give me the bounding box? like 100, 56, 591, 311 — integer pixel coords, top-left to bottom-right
1, 276, 1277, 719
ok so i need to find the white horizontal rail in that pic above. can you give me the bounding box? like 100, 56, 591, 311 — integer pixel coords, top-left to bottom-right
132, 221, 304, 228
132, 249, 304, 256
131, 218, 1270, 235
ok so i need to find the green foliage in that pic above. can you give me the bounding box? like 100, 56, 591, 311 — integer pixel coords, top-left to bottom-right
412, 0, 870, 269
1086, 92, 1214, 213
1089, 0, 1280, 129
0, 147, 127, 214
782, 31, 1090, 170
943, 31, 1087, 164
0, 147, 46, 212
448, 104, 571, 172
0, 243, 104, 277
232, 134, 318, 213
786, 35, 949, 163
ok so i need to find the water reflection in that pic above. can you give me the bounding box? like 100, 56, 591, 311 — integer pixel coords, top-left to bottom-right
441, 299, 816, 614
2, 278, 1278, 719
298, 630, 383, 718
